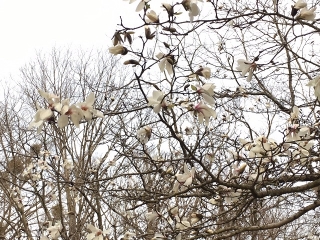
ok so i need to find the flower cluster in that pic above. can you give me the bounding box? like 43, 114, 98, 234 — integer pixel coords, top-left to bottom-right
29, 90, 104, 132
292, 0, 317, 21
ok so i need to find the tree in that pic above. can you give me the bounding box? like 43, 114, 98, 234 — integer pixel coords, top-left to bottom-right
1, 0, 320, 239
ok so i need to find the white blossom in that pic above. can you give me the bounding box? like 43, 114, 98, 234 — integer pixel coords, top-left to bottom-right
137, 126, 152, 143
109, 45, 128, 55
294, 0, 307, 9
28, 103, 53, 133
306, 76, 320, 100
236, 59, 257, 82
147, 90, 167, 113
176, 217, 191, 230
86, 224, 110, 240
146, 10, 159, 23
196, 83, 215, 105
297, 7, 317, 21
182, 0, 202, 21
47, 221, 62, 240
78, 92, 104, 120
193, 102, 216, 126
58, 101, 83, 128
173, 163, 195, 192
194, 66, 211, 79
156, 52, 174, 75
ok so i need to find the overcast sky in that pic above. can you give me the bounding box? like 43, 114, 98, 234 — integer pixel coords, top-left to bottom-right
0, 0, 137, 81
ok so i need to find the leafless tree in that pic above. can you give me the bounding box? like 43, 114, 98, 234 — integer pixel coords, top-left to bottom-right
1, 0, 320, 239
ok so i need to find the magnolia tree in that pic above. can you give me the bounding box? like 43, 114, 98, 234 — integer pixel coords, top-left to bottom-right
1, 0, 320, 239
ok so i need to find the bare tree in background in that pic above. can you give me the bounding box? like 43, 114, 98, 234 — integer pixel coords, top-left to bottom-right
2, 0, 320, 239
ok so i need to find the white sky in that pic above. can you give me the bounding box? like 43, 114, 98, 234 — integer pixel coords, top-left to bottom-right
0, 0, 135, 81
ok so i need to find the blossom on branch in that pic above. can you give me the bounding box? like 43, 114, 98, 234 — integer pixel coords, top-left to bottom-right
194, 66, 211, 79
306, 75, 320, 100
156, 52, 174, 75
58, 101, 83, 128
28, 103, 53, 133
147, 90, 167, 113
124, 0, 150, 12
296, 7, 317, 21
291, 0, 307, 16
146, 10, 159, 23
47, 221, 62, 240
182, 0, 202, 21
173, 163, 195, 192
195, 83, 215, 105
193, 102, 216, 126
77, 92, 104, 120
86, 224, 110, 240
137, 126, 152, 143
109, 45, 128, 55
236, 59, 257, 82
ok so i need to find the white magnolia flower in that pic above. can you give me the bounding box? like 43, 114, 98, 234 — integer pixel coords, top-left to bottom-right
236, 59, 257, 82
22, 163, 34, 177
62, 159, 74, 170
147, 90, 167, 113
232, 163, 247, 177
290, 106, 299, 122
47, 221, 62, 240
286, 125, 310, 142
238, 138, 252, 151
28, 105, 53, 133
307, 76, 320, 100
137, 126, 152, 143
182, 0, 202, 21
109, 45, 128, 55
86, 224, 110, 240
156, 53, 174, 75
58, 101, 83, 128
196, 83, 215, 105
78, 92, 104, 120
125, 0, 149, 12
13, 195, 23, 208
173, 163, 195, 192
297, 140, 314, 164
162, 3, 174, 16
193, 102, 217, 126
294, 0, 307, 9
195, 66, 211, 79
146, 10, 159, 23
297, 7, 317, 21
248, 135, 279, 158
38, 89, 62, 112
38, 89, 59, 102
